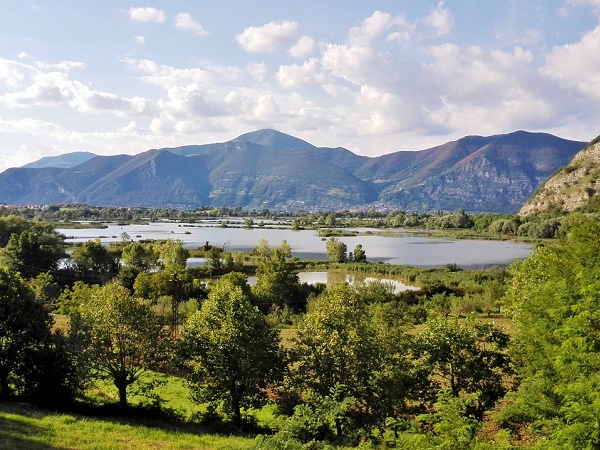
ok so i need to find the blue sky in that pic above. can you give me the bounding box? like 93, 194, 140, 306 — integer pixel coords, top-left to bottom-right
1, 1, 600, 172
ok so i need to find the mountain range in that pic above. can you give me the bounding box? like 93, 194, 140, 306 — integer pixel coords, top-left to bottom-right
0, 129, 587, 213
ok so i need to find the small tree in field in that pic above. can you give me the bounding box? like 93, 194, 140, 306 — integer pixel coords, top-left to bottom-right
326, 237, 347, 263
179, 274, 283, 426
352, 244, 366, 263
70, 282, 169, 406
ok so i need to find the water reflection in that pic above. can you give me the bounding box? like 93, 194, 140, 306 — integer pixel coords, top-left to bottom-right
298, 271, 419, 293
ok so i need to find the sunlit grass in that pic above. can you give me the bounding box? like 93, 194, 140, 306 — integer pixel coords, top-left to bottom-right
0, 401, 255, 449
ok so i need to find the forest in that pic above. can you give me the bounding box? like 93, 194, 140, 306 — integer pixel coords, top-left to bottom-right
1, 207, 600, 449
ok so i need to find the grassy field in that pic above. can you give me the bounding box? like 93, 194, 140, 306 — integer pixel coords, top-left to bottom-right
0, 401, 256, 450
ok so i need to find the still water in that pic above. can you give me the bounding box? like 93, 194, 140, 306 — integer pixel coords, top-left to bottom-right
58, 221, 532, 269
246, 272, 419, 293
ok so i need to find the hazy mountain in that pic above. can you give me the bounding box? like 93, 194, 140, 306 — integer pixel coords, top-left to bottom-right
519, 136, 600, 216
0, 129, 587, 212
22, 151, 97, 169
235, 128, 316, 150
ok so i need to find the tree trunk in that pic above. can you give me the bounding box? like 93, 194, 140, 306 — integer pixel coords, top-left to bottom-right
0, 369, 10, 398
114, 377, 129, 407
231, 392, 242, 427
335, 417, 343, 438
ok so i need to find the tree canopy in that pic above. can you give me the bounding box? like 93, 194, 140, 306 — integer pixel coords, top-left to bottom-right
179, 273, 283, 426
501, 217, 600, 447
70, 282, 170, 406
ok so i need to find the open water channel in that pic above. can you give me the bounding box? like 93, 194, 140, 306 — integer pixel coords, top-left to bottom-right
58, 220, 532, 270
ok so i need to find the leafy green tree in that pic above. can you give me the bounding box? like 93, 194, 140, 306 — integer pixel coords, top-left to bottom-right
0, 215, 57, 247
290, 283, 418, 433
179, 275, 283, 426
70, 238, 119, 284
119, 241, 159, 290
121, 242, 159, 273
157, 239, 189, 274
412, 316, 511, 419
56, 281, 96, 315
352, 244, 366, 263
27, 272, 61, 305
501, 218, 600, 447
70, 283, 170, 406
0, 268, 75, 401
205, 246, 223, 276
0, 229, 65, 278
132, 271, 172, 302
252, 259, 300, 309
325, 237, 347, 263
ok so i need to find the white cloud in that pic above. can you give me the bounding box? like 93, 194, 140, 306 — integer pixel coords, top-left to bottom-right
174, 12, 208, 36
349, 10, 414, 47
254, 95, 281, 120
0, 117, 63, 136
276, 59, 327, 88
123, 57, 240, 89
245, 62, 267, 82
120, 121, 142, 133
0, 71, 73, 107
128, 7, 165, 23
424, 1, 454, 37
0, 57, 36, 87
540, 25, 600, 100
135, 35, 145, 44
289, 36, 316, 58
0, 58, 152, 117
236, 21, 298, 53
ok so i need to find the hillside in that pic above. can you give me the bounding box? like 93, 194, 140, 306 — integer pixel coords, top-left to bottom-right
519, 136, 600, 216
3, 129, 586, 212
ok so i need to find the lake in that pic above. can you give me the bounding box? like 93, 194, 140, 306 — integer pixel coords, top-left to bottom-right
246, 271, 420, 293
58, 221, 532, 269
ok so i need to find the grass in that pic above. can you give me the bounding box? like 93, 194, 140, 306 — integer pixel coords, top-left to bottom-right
87, 369, 276, 427
0, 401, 256, 449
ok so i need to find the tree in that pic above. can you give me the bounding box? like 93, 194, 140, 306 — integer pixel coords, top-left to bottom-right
121, 242, 159, 273
325, 213, 337, 226
325, 237, 347, 263
179, 274, 283, 426
290, 283, 418, 434
70, 238, 119, 284
157, 239, 189, 274
70, 282, 169, 406
120, 241, 160, 290
206, 246, 223, 276
27, 272, 61, 305
251, 259, 300, 309
253, 239, 292, 262
0, 268, 74, 402
502, 218, 600, 446
0, 215, 57, 247
352, 244, 366, 263
412, 316, 511, 419
1, 229, 65, 278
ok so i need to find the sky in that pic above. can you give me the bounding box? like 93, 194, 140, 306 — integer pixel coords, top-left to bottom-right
1, 1, 600, 173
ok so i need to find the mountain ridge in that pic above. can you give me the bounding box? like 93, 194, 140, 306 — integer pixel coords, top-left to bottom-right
5, 129, 587, 212
519, 136, 600, 215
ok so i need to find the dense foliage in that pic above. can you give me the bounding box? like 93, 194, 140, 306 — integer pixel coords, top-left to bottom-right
2, 210, 600, 448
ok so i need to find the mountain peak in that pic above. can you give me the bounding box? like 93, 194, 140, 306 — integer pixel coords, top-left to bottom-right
233, 129, 316, 150
23, 151, 97, 169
